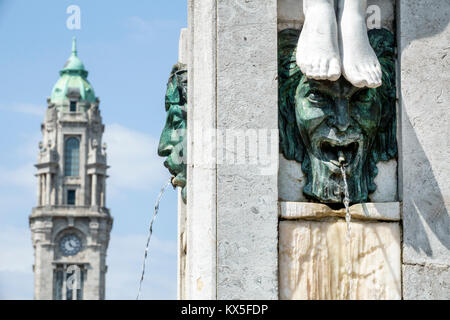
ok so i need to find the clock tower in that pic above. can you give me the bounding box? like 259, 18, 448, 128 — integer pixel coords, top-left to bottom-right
29, 38, 113, 300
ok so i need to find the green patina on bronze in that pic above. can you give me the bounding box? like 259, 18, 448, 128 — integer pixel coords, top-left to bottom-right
51, 38, 97, 106
279, 28, 397, 204
158, 63, 188, 203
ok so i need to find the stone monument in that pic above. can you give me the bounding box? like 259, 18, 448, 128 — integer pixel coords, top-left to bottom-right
159, 0, 449, 300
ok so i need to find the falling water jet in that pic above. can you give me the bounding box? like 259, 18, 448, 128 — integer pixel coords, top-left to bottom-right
137, 177, 173, 300
339, 151, 353, 300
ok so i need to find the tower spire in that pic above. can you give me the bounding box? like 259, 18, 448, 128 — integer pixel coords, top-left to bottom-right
53, 37, 92, 101
72, 37, 77, 56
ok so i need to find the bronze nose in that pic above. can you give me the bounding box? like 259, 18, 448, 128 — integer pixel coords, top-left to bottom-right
334, 98, 350, 132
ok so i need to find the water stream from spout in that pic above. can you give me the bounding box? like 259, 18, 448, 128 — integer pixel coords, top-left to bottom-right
340, 163, 353, 300
137, 178, 172, 300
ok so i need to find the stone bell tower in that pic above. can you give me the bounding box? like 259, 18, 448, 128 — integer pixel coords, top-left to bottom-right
29, 38, 113, 300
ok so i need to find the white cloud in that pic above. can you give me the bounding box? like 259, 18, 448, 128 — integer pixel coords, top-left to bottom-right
104, 123, 168, 194
14, 104, 45, 117
0, 134, 38, 219
0, 162, 37, 219
0, 103, 45, 117
106, 233, 177, 300
0, 163, 36, 191
0, 271, 33, 300
15, 134, 41, 159
0, 227, 33, 273
0, 227, 34, 300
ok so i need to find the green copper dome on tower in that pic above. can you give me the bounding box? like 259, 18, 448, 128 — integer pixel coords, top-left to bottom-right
50, 38, 96, 104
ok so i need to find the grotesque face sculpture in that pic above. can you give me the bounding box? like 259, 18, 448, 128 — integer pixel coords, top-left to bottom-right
279, 28, 397, 204
295, 77, 382, 202
158, 63, 187, 202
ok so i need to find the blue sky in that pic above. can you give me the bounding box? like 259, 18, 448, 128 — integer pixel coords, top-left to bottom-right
0, 0, 187, 299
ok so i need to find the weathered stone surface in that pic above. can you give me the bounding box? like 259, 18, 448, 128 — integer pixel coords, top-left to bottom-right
216, 0, 279, 300
278, 154, 307, 202
400, 0, 450, 268
403, 264, 450, 300
279, 220, 401, 300
280, 201, 400, 221
371, 160, 398, 202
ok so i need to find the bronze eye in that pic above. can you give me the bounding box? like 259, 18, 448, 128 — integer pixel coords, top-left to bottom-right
172, 115, 184, 128
307, 91, 328, 104
352, 88, 372, 104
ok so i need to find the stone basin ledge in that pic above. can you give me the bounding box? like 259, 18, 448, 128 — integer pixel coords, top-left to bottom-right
279, 201, 401, 222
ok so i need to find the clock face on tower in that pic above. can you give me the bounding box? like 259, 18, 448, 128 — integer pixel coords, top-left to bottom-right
59, 234, 82, 256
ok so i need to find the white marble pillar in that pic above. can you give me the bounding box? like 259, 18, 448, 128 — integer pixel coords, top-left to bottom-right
51, 178, 56, 206
91, 174, 97, 206
41, 175, 46, 206
62, 267, 67, 300
186, 0, 279, 299
186, 0, 218, 300
46, 173, 51, 206
101, 176, 106, 207
37, 175, 42, 206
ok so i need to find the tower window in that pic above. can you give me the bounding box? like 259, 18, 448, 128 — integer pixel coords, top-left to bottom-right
67, 190, 76, 205
54, 264, 86, 300
70, 101, 77, 112
64, 137, 80, 176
